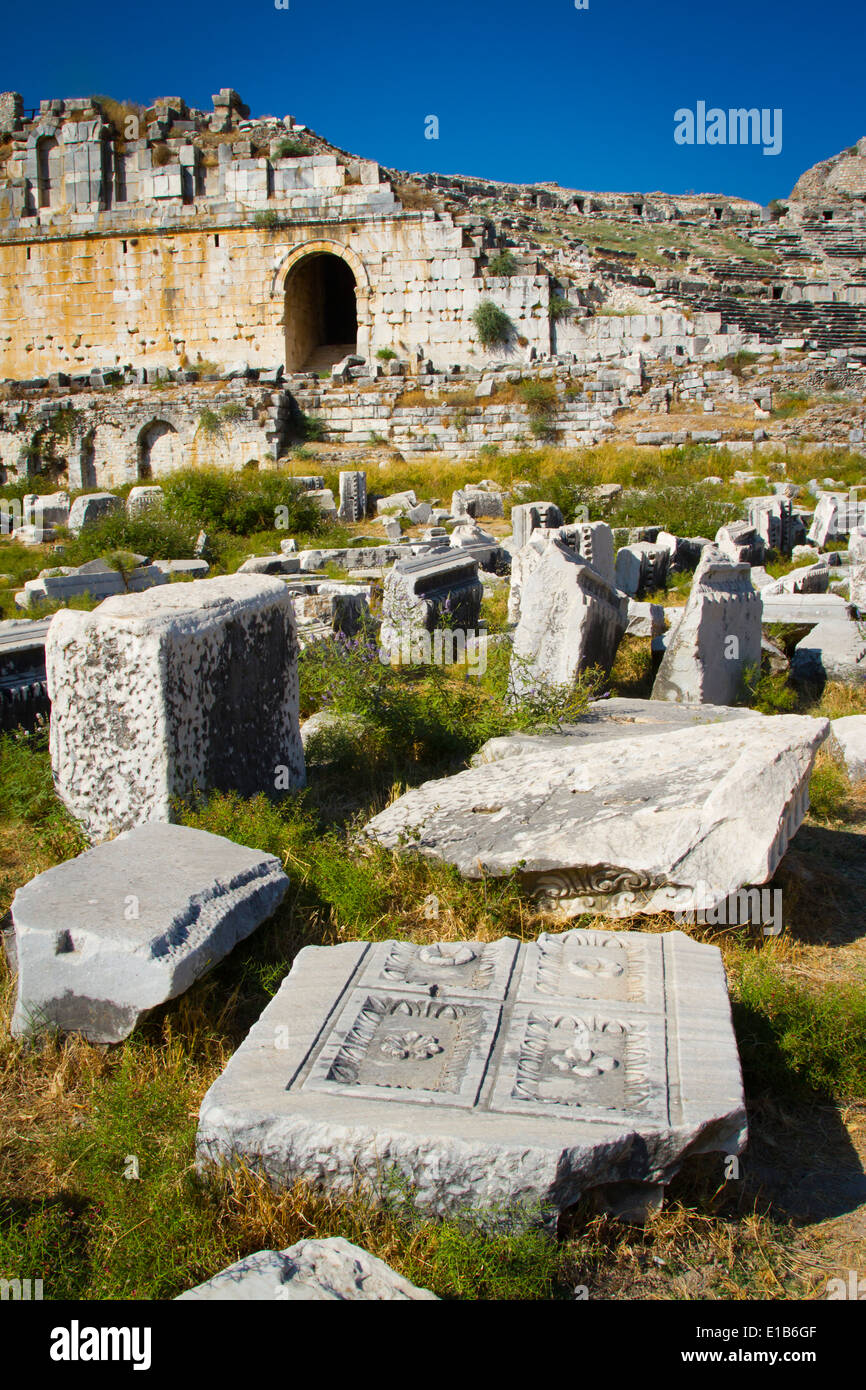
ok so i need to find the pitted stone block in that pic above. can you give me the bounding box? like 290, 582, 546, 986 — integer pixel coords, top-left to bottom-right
46, 575, 305, 841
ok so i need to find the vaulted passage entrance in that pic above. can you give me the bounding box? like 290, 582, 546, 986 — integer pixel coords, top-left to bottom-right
284, 253, 357, 372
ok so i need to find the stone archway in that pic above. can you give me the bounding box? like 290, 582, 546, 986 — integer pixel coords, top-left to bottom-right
137, 420, 178, 479
283, 252, 359, 372
275, 241, 370, 373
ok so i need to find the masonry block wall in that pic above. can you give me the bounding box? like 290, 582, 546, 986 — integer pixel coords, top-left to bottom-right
0, 91, 556, 379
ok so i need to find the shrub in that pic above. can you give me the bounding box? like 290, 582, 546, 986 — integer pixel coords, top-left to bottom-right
487, 251, 518, 277
63, 510, 198, 563
376, 348, 397, 362
273, 138, 309, 158
519, 380, 558, 419
299, 414, 328, 442
253, 210, 282, 229
548, 293, 574, 323
470, 300, 513, 348
197, 408, 223, 438
219, 402, 245, 422
721, 350, 759, 378
162, 468, 322, 537
772, 393, 811, 420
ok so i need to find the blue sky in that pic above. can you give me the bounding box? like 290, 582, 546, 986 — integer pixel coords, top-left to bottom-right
4, 0, 864, 204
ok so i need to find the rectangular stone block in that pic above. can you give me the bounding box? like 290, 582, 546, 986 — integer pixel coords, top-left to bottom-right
46, 575, 305, 842
196, 931, 747, 1225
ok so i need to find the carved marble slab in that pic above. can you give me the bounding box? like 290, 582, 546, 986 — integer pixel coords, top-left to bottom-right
197, 930, 746, 1225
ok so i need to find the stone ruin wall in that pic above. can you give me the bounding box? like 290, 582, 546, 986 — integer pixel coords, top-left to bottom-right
0, 89, 556, 380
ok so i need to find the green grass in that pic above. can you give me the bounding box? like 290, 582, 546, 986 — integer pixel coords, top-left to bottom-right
731, 951, 866, 1105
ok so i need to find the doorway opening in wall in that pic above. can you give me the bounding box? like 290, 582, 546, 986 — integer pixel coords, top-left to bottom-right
284, 252, 358, 373
137, 420, 178, 480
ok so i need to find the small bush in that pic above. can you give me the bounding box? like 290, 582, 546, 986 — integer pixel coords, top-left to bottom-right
63, 510, 198, 563
808, 749, 855, 823
772, 393, 811, 420
376, 348, 397, 362
722, 350, 759, 378
197, 408, 223, 438
548, 293, 574, 323
219, 403, 245, 422
273, 138, 309, 158
300, 414, 328, 442
253, 210, 282, 229
471, 300, 513, 348
519, 380, 558, 420
163, 468, 322, 538
487, 251, 518, 277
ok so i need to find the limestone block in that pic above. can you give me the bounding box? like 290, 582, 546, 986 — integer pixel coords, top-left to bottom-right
376, 491, 416, 517
361, 713, 827, 917
614, 543, 668, 598
46, 575, 305, 841
196, 930, 747, 1224
237, 554, 299, 575
830, 715, 866, 783
472, 697, 764, 765
337, 471, 367, 523
452, 488, 505, 521
176, 1238, 437, 1301
67, 492, 122, 535
626, 600, 665, 638
510, 501, 563, 552
651, 546, 762, 705
306, 489, 336, 518
791, 617, 866, 686
380, 552, 482, 647
24, 491, 70, 530
808, 493, 847, 547
126, 485, 165, 516
509, 538, 627, 699
715, 522, 765, 567
10, 822, 288, 1043
153, 559, 210, 579
21, 560, 167, 607
573, 521, 616, 588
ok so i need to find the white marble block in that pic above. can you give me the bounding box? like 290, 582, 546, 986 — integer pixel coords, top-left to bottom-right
47, 575, 305, 841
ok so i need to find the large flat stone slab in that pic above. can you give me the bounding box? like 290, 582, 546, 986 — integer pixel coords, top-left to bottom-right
196, 932, 747, 1225
472, 697, 763, 764
176, 1237, 437, 1301
10, 822, 289, 1043
362, 715, 828, 917
47, 575, 305, 841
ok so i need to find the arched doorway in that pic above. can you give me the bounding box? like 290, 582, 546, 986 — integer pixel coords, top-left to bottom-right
284, 253, 358, 372
137, 420, 178, 479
